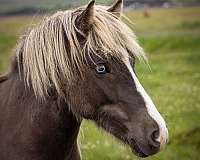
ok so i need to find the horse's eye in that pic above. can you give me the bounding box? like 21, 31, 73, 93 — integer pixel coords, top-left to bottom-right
95, 64, 108, 74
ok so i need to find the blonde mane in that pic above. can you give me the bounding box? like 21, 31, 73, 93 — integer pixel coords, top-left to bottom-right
16, 5, 146, 98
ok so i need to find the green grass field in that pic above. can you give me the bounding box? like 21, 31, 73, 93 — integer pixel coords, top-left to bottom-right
0, 7, 200, 160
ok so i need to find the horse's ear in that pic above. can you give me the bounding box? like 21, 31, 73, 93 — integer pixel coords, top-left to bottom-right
107, 0, 123, 17
76, 0, 95, 34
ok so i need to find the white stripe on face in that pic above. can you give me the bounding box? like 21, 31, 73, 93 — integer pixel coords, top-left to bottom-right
125, 59, 168, 149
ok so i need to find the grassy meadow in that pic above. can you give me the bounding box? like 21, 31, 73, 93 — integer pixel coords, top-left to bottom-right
0, 7, 200, 160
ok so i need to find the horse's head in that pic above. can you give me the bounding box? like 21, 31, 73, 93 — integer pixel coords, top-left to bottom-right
66, 0, 169, 157
19, 0, 168, 157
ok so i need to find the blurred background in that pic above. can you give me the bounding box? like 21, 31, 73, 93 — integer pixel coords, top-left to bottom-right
0, 0, 200, 159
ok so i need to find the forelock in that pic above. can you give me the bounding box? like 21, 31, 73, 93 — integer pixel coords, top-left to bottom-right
17, 4, 146, 99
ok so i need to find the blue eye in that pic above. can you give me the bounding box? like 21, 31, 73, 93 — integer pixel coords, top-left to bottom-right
96, 64, 108, 74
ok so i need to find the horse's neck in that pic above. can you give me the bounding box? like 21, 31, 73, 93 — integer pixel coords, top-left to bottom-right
0, 71, 81, 160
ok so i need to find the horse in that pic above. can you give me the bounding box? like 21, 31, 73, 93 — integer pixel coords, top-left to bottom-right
0, 0, 168, 159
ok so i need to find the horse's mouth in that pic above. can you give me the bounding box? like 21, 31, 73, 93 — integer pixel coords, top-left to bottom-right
130, 139, 148, 158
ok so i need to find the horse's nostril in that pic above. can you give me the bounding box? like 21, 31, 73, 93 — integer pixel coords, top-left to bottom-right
152, 130, 159, 141
149, 129, 160, 148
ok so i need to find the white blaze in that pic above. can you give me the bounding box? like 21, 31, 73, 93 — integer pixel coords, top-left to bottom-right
125, 59, 168, 149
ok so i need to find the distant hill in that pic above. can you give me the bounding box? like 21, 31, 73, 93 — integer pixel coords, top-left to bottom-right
0, 0, 78, 15
1, 0, 199, 15
0, 0, 112, 15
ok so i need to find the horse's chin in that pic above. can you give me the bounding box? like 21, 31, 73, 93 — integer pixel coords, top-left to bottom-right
129, 139, 149, 158
131, 146, 148, 158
